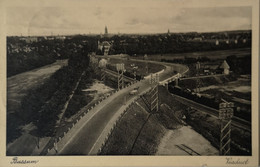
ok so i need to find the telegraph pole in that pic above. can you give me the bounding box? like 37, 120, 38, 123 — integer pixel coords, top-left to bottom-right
195, 61, 201, 93
129, 73, 159, 154
99, 59, 107, 81
131, 64, 138, 80
116, 63, 125, 90
219, 100, 234, 155
140, 73, 159, 113
150, 74, 159, 112
149, 74, 159, 113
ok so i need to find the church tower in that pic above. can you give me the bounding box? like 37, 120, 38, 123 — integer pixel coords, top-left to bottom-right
105, 26, 108, 35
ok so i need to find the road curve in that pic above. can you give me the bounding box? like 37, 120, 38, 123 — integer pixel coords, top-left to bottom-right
49, 59, 188, 155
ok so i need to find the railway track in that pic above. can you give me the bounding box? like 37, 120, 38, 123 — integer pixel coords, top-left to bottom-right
170, 93, 251, 132
175, 144, 200, 155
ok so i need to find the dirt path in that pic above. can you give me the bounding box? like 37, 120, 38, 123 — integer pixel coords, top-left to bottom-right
6, 60, 67, 155
7, 59, 68, 114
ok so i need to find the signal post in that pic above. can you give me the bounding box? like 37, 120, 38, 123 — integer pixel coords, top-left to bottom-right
116, 63, 125, 90
219, 101, 234, 155
99, 59, 107, 81
149, 73, 159, 113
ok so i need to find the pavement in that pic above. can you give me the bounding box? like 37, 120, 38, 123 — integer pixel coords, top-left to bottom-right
48, 59, 188, 155
7, 60, 68, 114
46, 80, 147, 155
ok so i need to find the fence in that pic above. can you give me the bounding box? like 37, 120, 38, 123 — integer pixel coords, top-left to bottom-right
46, 78, 141, 155
96, 88, 151, 155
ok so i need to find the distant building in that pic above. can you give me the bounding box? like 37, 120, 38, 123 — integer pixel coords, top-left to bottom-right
20, 36, 38, 43
105, 26, 108, 35
216, 40, 219, 45
219, 60, 230, 75
193, 37, 203, 41
55, 36, 66, 40
105, 26, 108, 34
167, 29, 171, 36
98, 41, 111, 55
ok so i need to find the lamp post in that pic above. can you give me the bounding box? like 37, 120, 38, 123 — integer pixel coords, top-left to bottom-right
131, 64, 138, 80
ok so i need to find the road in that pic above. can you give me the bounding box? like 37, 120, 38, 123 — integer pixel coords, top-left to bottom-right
55, 60, 188, 155
170, 94, 251, 131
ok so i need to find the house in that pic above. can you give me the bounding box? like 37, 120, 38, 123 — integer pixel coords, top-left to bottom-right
98, 41, 111, 55
219, 60, 230, 75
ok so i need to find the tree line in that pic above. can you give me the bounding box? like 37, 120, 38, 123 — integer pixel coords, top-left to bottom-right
7, 44, 92, 142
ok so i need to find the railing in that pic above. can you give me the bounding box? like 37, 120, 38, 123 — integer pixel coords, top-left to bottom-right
96, 88, 152, 155
46, 79, 141, 155
45, 63, 188, 155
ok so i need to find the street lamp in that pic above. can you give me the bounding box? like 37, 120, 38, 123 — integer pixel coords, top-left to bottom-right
131, 64, 138, 80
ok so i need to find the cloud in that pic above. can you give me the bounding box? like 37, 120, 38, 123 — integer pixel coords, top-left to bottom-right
172, 7, 251, 32
5, 4, 252, 35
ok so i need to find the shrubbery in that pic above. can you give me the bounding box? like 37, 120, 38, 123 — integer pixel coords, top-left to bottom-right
17, 44, 91, 138
64, 71, 94, 118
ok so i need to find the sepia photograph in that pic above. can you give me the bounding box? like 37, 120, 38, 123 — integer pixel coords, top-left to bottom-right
0, 0, 259, 166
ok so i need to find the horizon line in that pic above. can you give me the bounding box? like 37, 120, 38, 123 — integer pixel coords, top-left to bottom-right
7, 29, 252, 37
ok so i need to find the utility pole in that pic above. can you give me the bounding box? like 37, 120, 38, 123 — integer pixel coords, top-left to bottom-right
131, 64, 138, 80
99, 59, 107, 81
195, 61, 201, 93
140, 73, 159, 113
129, 74, 159, 154
149, 74, 159, 113
116, 63, 125, 90
219, 99, 234, 155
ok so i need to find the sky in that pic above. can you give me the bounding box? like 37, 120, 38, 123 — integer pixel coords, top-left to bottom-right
5, 0, 252, 36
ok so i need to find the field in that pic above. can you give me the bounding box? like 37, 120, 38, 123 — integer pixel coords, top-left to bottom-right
6, 60, 67, 155
7, 60, 68, 114
131, 48, 251, 61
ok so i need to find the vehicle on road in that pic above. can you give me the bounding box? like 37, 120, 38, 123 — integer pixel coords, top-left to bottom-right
129, 87, 139, 95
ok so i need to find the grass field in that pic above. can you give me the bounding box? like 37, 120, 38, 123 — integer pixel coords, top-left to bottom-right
131, 48, 251, 61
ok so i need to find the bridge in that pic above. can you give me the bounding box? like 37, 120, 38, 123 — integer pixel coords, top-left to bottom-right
45, 57, 250, 156
46, 59, 189, 155
103, 68, 136, 82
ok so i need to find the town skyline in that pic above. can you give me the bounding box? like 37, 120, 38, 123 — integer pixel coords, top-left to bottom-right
5, 1, 251, 36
